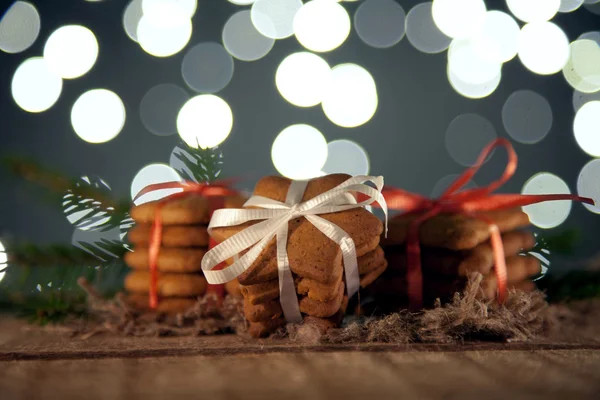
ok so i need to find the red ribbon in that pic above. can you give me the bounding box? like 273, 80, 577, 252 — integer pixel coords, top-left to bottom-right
374, 138, 594, 311
133, 179, 239, 309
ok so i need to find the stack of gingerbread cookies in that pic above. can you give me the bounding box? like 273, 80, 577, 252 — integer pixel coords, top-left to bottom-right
210, 174, 388, 337
367, 208, 542, 312
124, 194, 245, 314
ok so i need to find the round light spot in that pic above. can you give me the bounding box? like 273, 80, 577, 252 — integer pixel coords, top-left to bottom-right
562, 39, 600, 93
0, 239, 7, 283
431, 0, 486, 39
182, 42, 234, 93
0, 1, 40, 53
431, 174, 477, 198
137, 14, 192, 57
322, 139, 370, 176
11, 57, 62, 113
322, 63, 378, 128
577, 159, 600, 214
502, 90, 553, 144
445, 113, 496, 167
573, 90, 600, 112
71, 89, 126, 144
223, 10, 275, 61
354, 0, 406, 49
573, 101, 600, 157
43, 25, 99, 79
275, 52, 331, 107
140, 83, 189, 136
271, 124, 328, 180
294, 0, 351, 53
229, 0, 256, 5
448, 39, 501, 84
559, 0, 584, 12
522, 172, 572, 229
578, 31, 600, 45
123, 0, 143, 42
517, 22, 570, 75
507, 0, 561, 22
141, 0, 197, 23
585, 2, 600, 15
472, 11, 520, 63
177, 95, 233, 149
251, 0, 302, 39
405, 2, 452, 54
131, 163, 183, 205
447, 66, 501, 99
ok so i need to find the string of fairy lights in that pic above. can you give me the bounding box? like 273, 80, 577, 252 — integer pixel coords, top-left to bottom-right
1, 0, 600, 254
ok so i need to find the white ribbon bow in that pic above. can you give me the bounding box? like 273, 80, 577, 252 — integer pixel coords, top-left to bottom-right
201, 175, 388, 323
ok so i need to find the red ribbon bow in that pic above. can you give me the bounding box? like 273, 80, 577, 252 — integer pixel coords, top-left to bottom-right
379, 138, 594, 311
133, 179, 239, 309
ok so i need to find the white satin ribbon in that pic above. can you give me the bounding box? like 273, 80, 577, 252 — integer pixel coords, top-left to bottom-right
201, 175, 388, 323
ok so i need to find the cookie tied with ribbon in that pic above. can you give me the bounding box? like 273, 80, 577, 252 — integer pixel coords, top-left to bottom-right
201, 174, 388, 337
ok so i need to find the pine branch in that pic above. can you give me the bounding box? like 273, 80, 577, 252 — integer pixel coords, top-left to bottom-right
171, 142, 223, 183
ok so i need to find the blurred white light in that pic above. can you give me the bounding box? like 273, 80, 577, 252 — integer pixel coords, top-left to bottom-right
294, 0, 351, 52
322, 139, 370, 176
405, 2, 452, 54
431, 0, 486, 39
585, 2, 600, 16
573, 90, 600, 112
507, 0, 560, 22
251, 0, 302, 39
43, 25, 99, 79
137, 14, 192, 57
11, 57, 62, 113
578, 31, 600, 45
431, 174, 477, 198
517, 22, 569, 75
177, 95, 233, 149
448, 39, 501, 85
142, 0, 197, 24
123, 0, 144, 42
276, 52, 331, 107
447, 66, 501, 99
322, 63, 378, 128
223, 10, 274, 61
131, 163, 183, 205
271, 124, 328, 180
573, 101, 600, 157
71, 89, 126, 144
522, 172, 572, 229
182, 42, 234, 93
140, 83, 189, 136
229, 0, 256, 4
0, 1, 40, 54
502, 90, 553, 144
577, 159, 600, 214
354, 0, 406, 49
562, 39, 600, 93
445, 113, 497, 167
0, 240, 6, 283
472, 11, 520, 63
559, 0, 584, 12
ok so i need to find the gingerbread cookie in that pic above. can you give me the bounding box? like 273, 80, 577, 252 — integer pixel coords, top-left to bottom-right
128, 224, 210, 247
298, 282, 346, 318
125, 271, 207, 297
125, 247, 207, 273
224, 279, 243, 298
131, 195, 211, 225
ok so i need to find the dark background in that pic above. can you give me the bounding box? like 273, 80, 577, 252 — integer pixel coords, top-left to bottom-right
1, 0, 599, 269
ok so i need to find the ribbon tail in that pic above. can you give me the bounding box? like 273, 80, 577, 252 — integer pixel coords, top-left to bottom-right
276, 225, 302, 323
489, 224, 507, 304
148, 213, 163, 310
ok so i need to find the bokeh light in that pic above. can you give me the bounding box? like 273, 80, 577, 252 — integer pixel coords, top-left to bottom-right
0, 1, 40, 54
517, 22, 570, 75
431, 174, 477, 198
271, 124, 328, 180
577, 159, 600, 214
142, 0, 197, 21
559, 0, 584, 12
123, 0, 143, 42
177, 95, 233, 149
502, 90, 553, 144
562, 39, 600, 93
405, 2, 452, 54
522, 172, 572, 229
445, 113, 497, 166
573, 90, 600, 112
182, 42, 234, 93
0, 240, 7, 283
585, 2, 600, 15
322, 63, 378, 128
294, 0, 351, 53
448, 39, 501, 85
322, 139, 370, 176
43, 25, 99, 79
447, 66, 501, 99
71, 89, 126, 144
229, 0, 256, 5
251, 0, 302, 39
573, 101, 600, 157
223, 10, 275, 61
140, 83, 190, 136
137, 12, 192, 57
579, 31, 600, 45
507, 0, 561, 22
472, 11, 520, 63
275, 52, 331, 107
353, 0, 406, 49
431, 0, 487, 39
11, 57, 63, 113
131, 163, 183, 205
